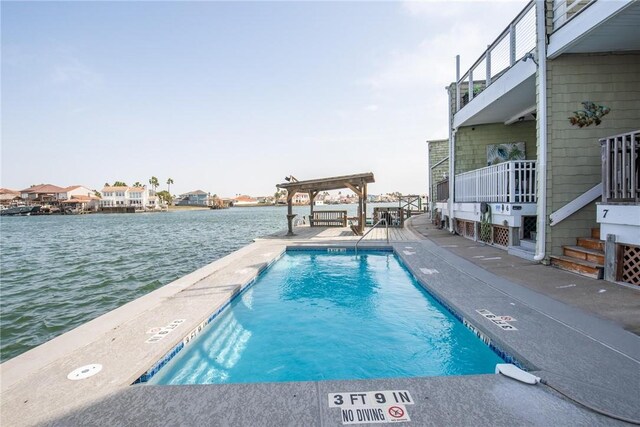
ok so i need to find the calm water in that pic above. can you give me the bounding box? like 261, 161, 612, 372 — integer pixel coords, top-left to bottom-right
150, 251, 504, 385
0, 204, 393, 362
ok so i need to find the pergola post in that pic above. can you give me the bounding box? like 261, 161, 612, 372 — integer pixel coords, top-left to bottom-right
362, 180, 368, 232
345, 183, 364, 234
308, 190, 317, 225
357, 193, 362, 234
286, 190, 296, 236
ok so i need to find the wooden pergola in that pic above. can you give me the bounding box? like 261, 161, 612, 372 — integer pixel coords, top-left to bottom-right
276, 172, 375, 235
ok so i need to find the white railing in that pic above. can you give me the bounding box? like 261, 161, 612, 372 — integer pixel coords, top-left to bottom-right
456, 1, 536, 112
455, 160, 537, 203
553, 0, 594, 31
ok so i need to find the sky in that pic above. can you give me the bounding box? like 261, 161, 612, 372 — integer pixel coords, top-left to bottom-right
1, 0, 528, 197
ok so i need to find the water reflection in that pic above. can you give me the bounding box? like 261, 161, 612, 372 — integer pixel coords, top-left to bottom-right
152, 310, 252, 385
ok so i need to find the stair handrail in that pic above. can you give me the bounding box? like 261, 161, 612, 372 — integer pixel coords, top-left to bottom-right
355, 218, 388, 255
549, 183, 601, 226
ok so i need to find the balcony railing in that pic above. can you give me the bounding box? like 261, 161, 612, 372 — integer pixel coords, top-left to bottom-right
456, 1, 536, 112
435, 178, 449, 202
601, 130, 640, 204
455, 160, 537, 203
552, 0, 594, 31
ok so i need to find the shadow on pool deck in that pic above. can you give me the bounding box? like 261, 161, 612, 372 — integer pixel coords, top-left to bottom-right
406, 214, 640, 336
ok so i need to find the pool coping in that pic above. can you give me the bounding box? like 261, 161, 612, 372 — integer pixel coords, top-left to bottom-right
1, 233, 639, 426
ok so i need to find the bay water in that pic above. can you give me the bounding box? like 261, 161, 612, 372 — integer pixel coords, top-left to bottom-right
0, 204, 393, 362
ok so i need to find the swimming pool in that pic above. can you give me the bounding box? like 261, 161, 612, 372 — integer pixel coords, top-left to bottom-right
148, 250, 505, 385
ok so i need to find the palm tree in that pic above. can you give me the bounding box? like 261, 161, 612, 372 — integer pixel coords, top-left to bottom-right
113, 181, 127, 187
167, 178, 174, 194
149, 176, 159, 192
133, 182, 142, 187
104, 182, 110, 187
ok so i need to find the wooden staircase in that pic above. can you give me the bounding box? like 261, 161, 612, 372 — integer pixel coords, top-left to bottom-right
550, 228, 604, 279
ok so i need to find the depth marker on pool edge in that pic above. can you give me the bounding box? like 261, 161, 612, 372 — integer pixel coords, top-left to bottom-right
329, 390, 413, 424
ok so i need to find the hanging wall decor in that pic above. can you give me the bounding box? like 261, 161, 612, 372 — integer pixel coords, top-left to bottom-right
569, 101, 611, 128
486, 142, 525, 166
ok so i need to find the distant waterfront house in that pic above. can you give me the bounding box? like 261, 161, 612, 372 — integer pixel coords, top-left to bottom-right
0, 188, 22, 207
176, 190, 209, 206
441, 0, 639, 284
257, 196, 275, 205
233, 195, 258, 206
292, 192, 310, 205
147, 195, 161, 210
58, 185, 95, 201
100, 185, 149, 209
19, 184, 68, 204
61, 195, 101, 212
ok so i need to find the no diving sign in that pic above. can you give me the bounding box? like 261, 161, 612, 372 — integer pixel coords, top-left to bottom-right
329, 390, 413, 424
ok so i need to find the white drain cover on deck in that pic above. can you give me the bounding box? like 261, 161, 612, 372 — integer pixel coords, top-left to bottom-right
67, 364, 102, 380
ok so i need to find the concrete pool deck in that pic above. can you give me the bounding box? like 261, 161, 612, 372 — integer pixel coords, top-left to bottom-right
1, 215, 639, 426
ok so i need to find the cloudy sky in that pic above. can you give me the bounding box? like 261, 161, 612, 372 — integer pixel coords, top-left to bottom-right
2, 0, 527, 197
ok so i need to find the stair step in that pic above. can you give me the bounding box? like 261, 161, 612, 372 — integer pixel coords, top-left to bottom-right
520, 239, 536, 251
550, 255, 604, 280
563, 245, 605, 264
508, 245, 536, 261
577, 237, 604, 251
591, 228, 600, 240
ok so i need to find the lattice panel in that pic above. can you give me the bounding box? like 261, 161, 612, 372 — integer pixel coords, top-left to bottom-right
432, 211, 441, 226
479, 223, 492, 243
455, 219, 464, 235
523, 216, 537, 239
621, 244, 640, 286
465, 221, 476, 239
493, 226, 509, 247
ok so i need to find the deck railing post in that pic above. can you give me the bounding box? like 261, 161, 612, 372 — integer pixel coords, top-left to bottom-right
456, 55, 461, 111
486, 45, 492, 86
509, 23, 517, 66
475, 169, 480, 203
509, 162, 516, 203
468, 70, 474, 101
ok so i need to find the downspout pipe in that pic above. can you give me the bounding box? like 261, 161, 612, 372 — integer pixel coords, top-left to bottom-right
426, 140, 431, 219
449, 128, 456, 233
449, 56, 460, 233
534, 0, 547, 261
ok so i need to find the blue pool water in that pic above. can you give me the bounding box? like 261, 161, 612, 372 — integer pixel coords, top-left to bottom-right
149, 251, 504, 385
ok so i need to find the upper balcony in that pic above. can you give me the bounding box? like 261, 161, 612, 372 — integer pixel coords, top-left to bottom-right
453, 0, 640, 129
549, 0, 640, 59
453, 1, 537, 129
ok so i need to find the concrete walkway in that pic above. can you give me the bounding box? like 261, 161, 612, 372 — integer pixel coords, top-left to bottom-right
406, 214, 640, 335
1, 217, 639, 426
